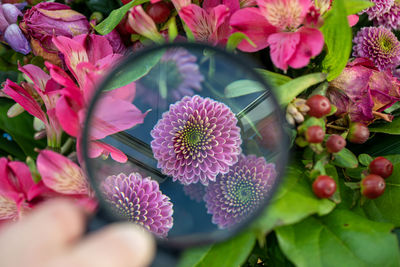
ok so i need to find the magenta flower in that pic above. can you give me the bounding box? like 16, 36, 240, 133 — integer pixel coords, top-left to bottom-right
46, 34, 148, 163
328, 58, 400, 123
178, 2, 232, 45
0, 158, 47, 221
230, 0, 324, 71
361, 0, 394, 20
374, 3, 400, 30
2, 64, 63, 148
20, 2, 90, 65
101, 172, 173, 238
204, 154, 276, 228
151, 95, 242, 185
353, 26, 400, 71
183, 183, 206, 202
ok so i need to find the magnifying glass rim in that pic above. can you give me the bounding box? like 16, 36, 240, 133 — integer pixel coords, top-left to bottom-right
81, 41, 290, 249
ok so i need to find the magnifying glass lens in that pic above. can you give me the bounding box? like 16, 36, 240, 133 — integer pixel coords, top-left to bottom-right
83, 44, 288, 246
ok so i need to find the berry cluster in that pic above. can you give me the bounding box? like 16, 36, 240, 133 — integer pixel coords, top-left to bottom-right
292, 94, 383, 200
361, 157, 393, 199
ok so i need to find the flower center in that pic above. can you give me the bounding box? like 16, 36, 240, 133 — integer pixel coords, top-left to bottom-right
173, 114, 213, 159
264, 0, 303, 30
379, 36, 394, 52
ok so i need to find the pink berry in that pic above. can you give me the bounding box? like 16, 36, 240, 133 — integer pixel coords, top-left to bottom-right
347, 122, 370, 144
369, 157, 393, 179
326, 134, 346, 153
361, 174, 386, 199
306, 125, 325, 143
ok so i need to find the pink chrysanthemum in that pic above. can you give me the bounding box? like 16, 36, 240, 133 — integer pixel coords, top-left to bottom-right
374, 3, 400, 30
353, 26, 400, 71
101, 172, 173, 238
151, 95, 242, 185
204, 154, 276, 228
362, 0, 394, 20
183, 183, 206, 202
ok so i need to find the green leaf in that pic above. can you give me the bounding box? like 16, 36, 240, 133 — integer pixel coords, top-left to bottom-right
167, 16, 178, 42
276, 209, 400, 267
224, 80, 265, 98
351, 134, 400, 156
332, 148, 358, 168
363, 160, 400, 226
255, 68, 292, 88
103, 49, 164, 91
178, 230, 256, 267
274, 73, 327, 106
344, 0, 374, 15
94, 0, 149, 35
369, 117, 400, 135
226, 32, 256, 51
251, 161, 335, 235
0, 99, 46, 159
358, 153, 374, 166
321, 0, 352, 81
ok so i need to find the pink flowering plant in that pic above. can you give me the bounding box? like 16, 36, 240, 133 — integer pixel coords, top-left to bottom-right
1, 0, 400, 265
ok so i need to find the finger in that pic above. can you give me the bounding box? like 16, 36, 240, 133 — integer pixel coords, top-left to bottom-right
47, 223, 155, 267
0, 199, 86, 267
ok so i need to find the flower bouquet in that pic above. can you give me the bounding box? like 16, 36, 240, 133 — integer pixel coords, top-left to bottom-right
1, 0, 400, 266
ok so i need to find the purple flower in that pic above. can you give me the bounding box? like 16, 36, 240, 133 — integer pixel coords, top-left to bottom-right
101, 172, 173, 238
151, 95, 242, 185
362, 0, 394, 20
353, 26, 400, 71
183, 183, 206, 202
204, 154, 276, 228
20, 2, 90, 65
4, 24, 31, 55
136, 48, 204, 108
374, 3, 400, 30
328, 58, 400, 124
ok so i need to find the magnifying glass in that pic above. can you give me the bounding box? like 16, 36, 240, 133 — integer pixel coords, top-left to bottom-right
82, 42, 289, 263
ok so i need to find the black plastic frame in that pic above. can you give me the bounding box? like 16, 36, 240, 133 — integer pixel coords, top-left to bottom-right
82, 42, 290, 250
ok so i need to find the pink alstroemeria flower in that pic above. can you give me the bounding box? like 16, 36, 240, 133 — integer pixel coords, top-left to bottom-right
48, 34, 147, 163
230, 0, 324, 71
327, 58, 400, 124
178, 0, 233, 45
0, 157, 48, 221
2, 64, 63, 148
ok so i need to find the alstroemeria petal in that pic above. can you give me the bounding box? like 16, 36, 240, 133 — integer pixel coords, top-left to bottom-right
56, 95, 80, 137
18, 64, 50, 93
89, 141, 128, 163
268, 31, 300, 71
0, 194, 19, 221
37, 149, 89, 195
287, 27, 324, 69
88, 96, 148, 140
2, 79, 47, 123
230, 8, 276, 52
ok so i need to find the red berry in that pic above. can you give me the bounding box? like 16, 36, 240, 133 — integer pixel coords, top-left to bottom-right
369, 157, 393, 178
326, 134, 346, 153
306, 95, 331, 118
312, 175, 337, 198
146, 2, 171, 24
361, 174, 386, 199
306, 125, 325, 143
347, 122, 370, 144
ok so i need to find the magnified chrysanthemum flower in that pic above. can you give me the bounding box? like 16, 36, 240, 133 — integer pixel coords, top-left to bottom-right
375, 3, 400, 30
183, 183, 206, 202
101, 172, 173, 238
353, 26, 400, 71
204, 154, 276, 228
362, 0, 394, 20
137, 48, 204, 108
151, 95, 242, 185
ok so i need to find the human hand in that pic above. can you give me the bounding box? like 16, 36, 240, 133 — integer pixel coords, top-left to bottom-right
0, 199, 155, 267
